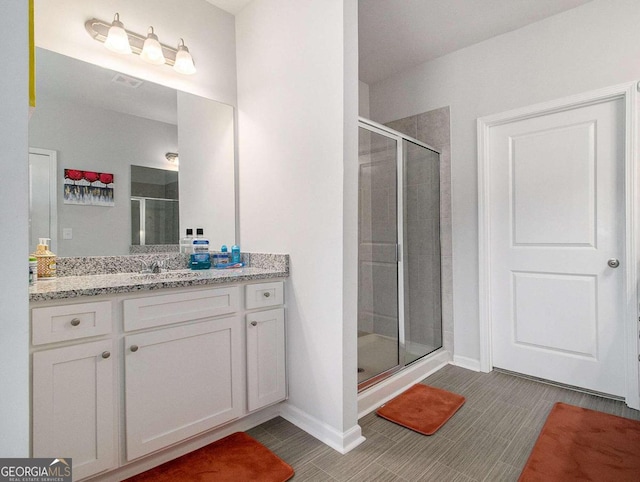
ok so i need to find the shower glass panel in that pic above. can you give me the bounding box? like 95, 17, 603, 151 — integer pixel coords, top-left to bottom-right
357, 126, 401, 386
358, 119, 442, 391
403, 140, 442, 363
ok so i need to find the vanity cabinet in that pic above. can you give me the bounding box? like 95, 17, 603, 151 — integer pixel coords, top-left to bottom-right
245, 281, 286, 412
247, 308, 286, 411
31, 303, 116, 481
124, 316, 242, 460
31, 279, 286, 480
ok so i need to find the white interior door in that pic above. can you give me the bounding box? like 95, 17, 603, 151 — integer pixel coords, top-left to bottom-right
488, 97, 626, 397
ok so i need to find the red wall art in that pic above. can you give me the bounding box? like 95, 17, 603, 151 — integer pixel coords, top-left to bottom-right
64, 169, 115, 206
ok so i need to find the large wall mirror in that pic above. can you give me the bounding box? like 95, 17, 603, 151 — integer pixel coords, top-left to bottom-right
29, 48, 236, 257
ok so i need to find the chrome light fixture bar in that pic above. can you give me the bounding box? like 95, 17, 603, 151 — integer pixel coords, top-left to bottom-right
85, 14, 196, 74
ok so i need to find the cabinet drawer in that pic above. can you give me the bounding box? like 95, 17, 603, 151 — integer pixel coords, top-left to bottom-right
123, 287, 240, 332
32, 301, 112, 345
245, 281, 284, 310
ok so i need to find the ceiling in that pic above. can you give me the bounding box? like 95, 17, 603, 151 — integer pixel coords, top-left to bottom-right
359, 0, 593, 84
205, 0, 593, 85
204, 0, 253, 15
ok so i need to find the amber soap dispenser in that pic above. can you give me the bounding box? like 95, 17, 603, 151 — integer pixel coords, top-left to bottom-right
34, 238, 57, 279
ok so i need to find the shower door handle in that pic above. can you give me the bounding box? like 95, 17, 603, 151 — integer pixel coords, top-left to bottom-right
396, 244, 401, 263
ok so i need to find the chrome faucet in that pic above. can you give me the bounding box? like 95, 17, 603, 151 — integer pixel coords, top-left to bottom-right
140, 259, 165, 274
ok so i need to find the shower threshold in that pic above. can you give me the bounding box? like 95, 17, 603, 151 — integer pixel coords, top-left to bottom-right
357, 333, 441, 391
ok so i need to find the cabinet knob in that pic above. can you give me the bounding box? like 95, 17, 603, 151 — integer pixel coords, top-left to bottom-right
101, 351, 111, 359
130, 345, 139, 352
250, 321, 258, 327
70, 318, 81, 327
263, 292, 271, 298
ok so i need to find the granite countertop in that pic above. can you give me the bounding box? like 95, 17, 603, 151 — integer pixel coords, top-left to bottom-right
29, 267, 288, 302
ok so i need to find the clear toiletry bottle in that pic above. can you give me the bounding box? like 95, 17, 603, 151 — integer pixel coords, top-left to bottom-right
180, 228, 194, 254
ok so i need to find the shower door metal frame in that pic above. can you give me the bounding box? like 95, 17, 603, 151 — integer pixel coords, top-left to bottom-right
358, 117, 441, 392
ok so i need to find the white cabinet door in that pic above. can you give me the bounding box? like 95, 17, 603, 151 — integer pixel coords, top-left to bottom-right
247, 308, 286, 411
33, 340, 115, 480
125, 316, 242, 460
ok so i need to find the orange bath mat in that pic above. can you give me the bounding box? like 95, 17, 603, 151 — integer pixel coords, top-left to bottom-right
125, 432, 294, 482
376, 384, 465, 435
519, 402, 640, 481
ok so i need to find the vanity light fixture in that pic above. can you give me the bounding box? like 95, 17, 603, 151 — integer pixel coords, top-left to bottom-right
140, 27, 165, 65
85, 14, 196, 75
165, 152, 179, 164
174, 39, 197, 75
104, 13, 132, 55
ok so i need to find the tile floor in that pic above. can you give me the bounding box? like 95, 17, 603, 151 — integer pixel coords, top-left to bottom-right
247, 364, 640, 481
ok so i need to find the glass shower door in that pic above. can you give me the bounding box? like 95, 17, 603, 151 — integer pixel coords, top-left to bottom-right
402, 140, 442, 363
357, 126, 401, 387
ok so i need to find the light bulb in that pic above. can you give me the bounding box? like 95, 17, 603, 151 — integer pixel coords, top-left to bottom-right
140, 27, 166, 65
104, 13, 132, 55
173, 39, 196, 75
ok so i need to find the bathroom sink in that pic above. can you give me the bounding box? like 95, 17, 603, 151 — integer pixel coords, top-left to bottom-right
131, 270, 201, 282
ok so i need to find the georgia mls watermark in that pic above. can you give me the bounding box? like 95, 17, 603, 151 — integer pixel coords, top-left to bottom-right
0, 458, 71, 482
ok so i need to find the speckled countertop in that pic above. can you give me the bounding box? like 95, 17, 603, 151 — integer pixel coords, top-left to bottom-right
29, 252, 289, 302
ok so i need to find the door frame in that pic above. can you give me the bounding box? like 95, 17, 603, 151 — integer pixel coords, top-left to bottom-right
477, 81, 640, 409
28, 147, 58, 253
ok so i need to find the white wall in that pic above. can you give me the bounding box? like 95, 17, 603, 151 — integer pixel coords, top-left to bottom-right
177, 92, 235, 249
34, 0, 237, 107
342, 0, 360, 434
0, 0, 29, 456
29, 99, 178, 256
368, 0, 640, 363
236, 0, 362, 451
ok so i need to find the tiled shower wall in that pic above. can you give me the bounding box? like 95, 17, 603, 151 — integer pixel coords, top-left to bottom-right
386, 106, 453, 354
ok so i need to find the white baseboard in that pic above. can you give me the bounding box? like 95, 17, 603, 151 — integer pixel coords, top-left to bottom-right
279, 403, 366, 454
452, 355, 481, 372
357, 349, 451, 418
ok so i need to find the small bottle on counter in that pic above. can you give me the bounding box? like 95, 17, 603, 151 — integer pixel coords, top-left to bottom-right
190, 228, 211, 269
231, 245, 241, 264
180, 228, 194, 254
34, 238, 56, 280
29, 256, 38, 285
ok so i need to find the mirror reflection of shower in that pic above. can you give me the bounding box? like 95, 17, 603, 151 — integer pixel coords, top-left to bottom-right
131, 165, 179, 246
357, 118, 443, 390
